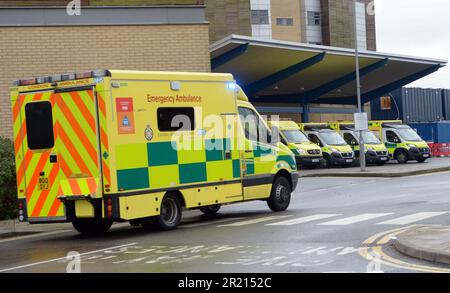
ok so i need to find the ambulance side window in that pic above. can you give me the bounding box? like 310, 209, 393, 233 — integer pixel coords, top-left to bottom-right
344, 133, 358, 146
386, 130, 400, 143
238, 107, 259, 141
25, 101, 55, 150
308, 134, 323, 147
157, 107, 195, 131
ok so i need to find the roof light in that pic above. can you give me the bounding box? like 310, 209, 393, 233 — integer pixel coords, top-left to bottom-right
92, 70, 110, 78
12, 80, 20, 86
36, 76, 51, 84
19, 78, 37, 86
76, 71, 93, 79
50, 75, 62, 82
61, 73, 76, 81
227, 82, 237, 90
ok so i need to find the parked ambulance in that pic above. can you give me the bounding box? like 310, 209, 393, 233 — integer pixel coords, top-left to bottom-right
268, 120, 322, 168
368, 120, 431, 164
329, 122, 390, 166
299, 123, 355, 168
11, 70, 298, 235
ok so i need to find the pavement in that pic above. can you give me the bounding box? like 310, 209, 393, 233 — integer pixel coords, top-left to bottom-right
394, 225, 450, 265
0, 219, 71, 239
1, 172, 450, 273
301, 157, 450, 178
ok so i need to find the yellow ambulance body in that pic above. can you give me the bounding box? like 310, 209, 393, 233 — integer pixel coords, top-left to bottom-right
328, 121, 389, 166
10, 70, 298, 234
299, 123, 355, 168
368, 120, 431, 163
268, 120, 322, 168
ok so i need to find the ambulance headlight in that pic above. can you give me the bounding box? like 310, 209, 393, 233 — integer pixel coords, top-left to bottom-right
298, 148, 307, 155
330, 148, 339, 153
408, 144, 416, 148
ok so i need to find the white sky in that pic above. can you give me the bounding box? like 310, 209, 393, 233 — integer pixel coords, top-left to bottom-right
375, 0, 449, 88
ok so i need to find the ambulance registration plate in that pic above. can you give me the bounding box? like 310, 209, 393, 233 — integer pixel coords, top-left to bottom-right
312, 159, 320, 163
39, 177, 49, 190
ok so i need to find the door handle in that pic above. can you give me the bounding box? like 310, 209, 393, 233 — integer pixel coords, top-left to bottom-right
49, 154, 58, 163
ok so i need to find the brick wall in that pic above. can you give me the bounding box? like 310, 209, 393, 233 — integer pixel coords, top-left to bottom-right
0, 24, 211, 138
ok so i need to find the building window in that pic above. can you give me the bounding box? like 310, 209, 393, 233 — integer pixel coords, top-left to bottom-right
307, 11, 321, 26
251, 10, 270, 25
380, 96, 392, 110
25, 101, 55, 150
276, 18, 294, 26
157, 107, 195, 131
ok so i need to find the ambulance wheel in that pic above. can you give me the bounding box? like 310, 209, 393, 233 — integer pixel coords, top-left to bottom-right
417, 158, 427, 163
72, 219, 113, 236
156, 193, 182, 231
267, 176, 291, 212
200, 205, 221, 215
396, 151, 409, 164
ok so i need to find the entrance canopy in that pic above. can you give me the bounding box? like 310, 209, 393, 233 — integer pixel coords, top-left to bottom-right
210, 35, 447, 106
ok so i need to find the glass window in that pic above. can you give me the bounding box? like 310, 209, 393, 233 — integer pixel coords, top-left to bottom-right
251, 10, 270, 25
344, 133, 358, 146
386, 130, 401, 143
157, 107, 195, 132
308, 134, 323, 147
238, 107, 269, 143
320, 131, 347, 146
397, 128, 422, 142
359, 131, 381, 144
282, 130, 309, 143
276, 18, 294, 26
25, 101, 55, 150
307, 11, 321, 26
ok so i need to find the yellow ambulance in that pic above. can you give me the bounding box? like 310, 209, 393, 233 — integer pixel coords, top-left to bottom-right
329, 122, 390, 166
299, 123, 355, 168
268, 120, 322, 168
369, 120, 431, 163
10, 70, 298, 235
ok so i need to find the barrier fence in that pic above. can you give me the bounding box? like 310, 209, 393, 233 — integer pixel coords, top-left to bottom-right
428, 143, 450, 157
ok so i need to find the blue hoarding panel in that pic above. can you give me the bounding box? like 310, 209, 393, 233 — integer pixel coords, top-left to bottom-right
409, 122, 450, 143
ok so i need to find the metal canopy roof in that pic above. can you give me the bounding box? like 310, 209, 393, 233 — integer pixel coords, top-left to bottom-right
210, 35, 447, 106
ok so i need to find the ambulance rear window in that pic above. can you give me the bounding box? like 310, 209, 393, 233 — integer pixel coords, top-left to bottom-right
25, 101, 55, 150
157, 107, 195, 131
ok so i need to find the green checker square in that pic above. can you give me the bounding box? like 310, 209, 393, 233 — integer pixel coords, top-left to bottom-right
149, 165, 179, 189
206, 160, 233, 181
253, 144, 274, 158
147, 141, 178, 167
232, 159, 241, 178
205, 138, 224, 161
117, 168, 149, 191
179, 162, 207, 184
245, 161, 255, 175
116, 143, 148, 170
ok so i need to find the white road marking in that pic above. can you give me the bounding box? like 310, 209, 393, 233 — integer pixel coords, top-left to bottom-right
0, 229, 72, 244
180, 217, 245, 228
318, 213, 393, 226
376, 212, 449, 225
217, 215, 292, 227
266, 214, 341, 226
0, 242, 137, 273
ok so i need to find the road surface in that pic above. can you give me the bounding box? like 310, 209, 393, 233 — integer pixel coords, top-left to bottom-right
1, 172, 450, 273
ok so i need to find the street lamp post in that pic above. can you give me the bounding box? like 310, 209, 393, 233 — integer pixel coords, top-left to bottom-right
353, 0, 366, 172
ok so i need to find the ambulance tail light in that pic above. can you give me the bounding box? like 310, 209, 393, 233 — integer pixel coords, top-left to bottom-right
61, 73, 76, 81
18, 201, 25, 222
106, 198, 113, 218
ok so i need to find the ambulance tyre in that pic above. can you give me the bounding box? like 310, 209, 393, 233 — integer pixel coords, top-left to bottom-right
396, 151, 409, 164
200, 205, 221, 215
417, 158, 427, 163
267, 176, 291, 212
72, 219, 113, 236
155, 193, 182, 231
